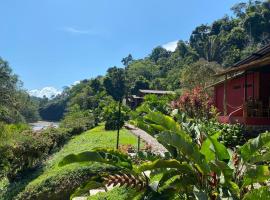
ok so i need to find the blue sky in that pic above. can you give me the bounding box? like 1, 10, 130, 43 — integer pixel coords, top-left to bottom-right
1, 0, 242, 96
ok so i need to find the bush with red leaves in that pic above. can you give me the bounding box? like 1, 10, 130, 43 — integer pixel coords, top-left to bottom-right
172, 87, 214, 119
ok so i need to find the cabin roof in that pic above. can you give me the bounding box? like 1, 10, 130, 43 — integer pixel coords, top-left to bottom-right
139, 89, 175, 95
233, 43, 270, 67
216, 43, 270, 76
131, 95, 143, 99
206, 72, 244, 88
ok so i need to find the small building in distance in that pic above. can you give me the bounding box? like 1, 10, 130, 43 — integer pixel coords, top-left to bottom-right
211, 43, 270, 127
127, 89, 175, 109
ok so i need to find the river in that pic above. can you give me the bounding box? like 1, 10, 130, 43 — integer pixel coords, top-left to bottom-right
29, 121, 59, 131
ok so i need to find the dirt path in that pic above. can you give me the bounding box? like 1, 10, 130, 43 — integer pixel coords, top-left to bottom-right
125, 124, 167, 156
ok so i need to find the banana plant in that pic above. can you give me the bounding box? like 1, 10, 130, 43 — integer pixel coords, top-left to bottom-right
59, 111, 270, 199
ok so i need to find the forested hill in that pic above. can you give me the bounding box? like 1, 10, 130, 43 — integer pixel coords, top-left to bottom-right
0, 59, 40, 123
38, 1, 270, 121
1, 1, 270, 123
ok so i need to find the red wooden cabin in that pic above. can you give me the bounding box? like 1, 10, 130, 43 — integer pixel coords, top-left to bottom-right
212, 43, 270, 126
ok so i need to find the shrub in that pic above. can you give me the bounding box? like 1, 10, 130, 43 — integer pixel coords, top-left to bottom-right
59, 111, 270, 199
102, 101, 130, 130
14, 165, 104, 200
0, 127, 71, 182
176, 113, 246, 148
172, 87, 214, 119
138, 94, 173, 115
60, 104, 95, 134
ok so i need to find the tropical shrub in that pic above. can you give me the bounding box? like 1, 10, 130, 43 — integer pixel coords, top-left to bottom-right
176, 114, 246, 148
60, 111, 270, 199
202, 121, 246, 148
138, 94, 173, 115
0, 127, 71, 181
14, 165, 116, 200
172, 87, 214, 119
60, 104, 95, 134
102, 101, 130, 130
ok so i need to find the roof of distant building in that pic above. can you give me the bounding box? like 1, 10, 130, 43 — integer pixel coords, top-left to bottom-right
139, 89, 175, 95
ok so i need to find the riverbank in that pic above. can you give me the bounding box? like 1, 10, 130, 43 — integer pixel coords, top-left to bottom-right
0, 125, 139, 199
29, 121, 59, 131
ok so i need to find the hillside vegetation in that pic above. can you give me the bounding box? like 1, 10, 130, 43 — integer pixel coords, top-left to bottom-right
39, 0, 270, 121
1, 1, 270, 199
0, 125, 140, 199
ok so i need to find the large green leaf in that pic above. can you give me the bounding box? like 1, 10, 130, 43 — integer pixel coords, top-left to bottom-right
200, 132, 230, 162
239, 132, 270, 162
200, 136, 215, 161
135, 117, 159, 136
249, 151, 270, 164
137, 159, 194, 175
243, 186, 270, 200
242, 165, 270, 187
135, 111, 209, 173
70, 179, 105, 199
208, 160, 240, 198
135, 111, 187, 157
209, 160, 234, 180
158, 131, 210, 174
59, 148, 132, 169
193, 187, 208, 200
158, 169, 180, 188
158, 170, 197, 192
135, 111, 182, 137
143, 111, 181, 133
225, 181, 240, 199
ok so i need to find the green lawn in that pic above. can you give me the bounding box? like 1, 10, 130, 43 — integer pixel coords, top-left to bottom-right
1, 125, 141, 200
47, 125, 141, 169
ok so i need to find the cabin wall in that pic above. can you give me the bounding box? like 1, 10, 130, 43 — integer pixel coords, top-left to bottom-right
260, 72, 270, 106
214, 72, 259, 116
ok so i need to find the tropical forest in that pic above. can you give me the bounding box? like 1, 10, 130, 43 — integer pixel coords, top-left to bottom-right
1, 0, 270, 199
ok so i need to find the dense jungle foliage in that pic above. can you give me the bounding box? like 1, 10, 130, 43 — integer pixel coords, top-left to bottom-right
0, 58, 40, 123
1, 1, 270, 199
39, 0, 270, 121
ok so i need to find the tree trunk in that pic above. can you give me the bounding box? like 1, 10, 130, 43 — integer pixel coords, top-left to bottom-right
116, 100, 121, 149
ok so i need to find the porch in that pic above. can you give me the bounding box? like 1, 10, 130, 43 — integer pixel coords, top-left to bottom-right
213, 49, 270, 126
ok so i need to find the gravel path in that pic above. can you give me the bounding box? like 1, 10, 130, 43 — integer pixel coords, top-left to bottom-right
73, 124, 167, 199
125, 123, 167, 156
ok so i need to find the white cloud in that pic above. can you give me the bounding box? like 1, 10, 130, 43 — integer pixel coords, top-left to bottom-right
62, 27, 95, 35
29, 87, 62, 98
72, 80, 80, 85
162, 40, 178, 52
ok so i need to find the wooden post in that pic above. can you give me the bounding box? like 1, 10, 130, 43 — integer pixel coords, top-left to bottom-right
116, 100, 121, 149
137, 136, 141, 152
223, 74, 228, 115
244, 71, 247, 102
252, 72, 255, 101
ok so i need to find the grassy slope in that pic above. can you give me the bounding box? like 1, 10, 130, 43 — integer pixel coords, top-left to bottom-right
1, 125, 140, 200
46, 125, 140, 169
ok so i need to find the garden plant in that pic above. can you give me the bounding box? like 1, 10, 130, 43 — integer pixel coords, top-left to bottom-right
59, 110, 270, 199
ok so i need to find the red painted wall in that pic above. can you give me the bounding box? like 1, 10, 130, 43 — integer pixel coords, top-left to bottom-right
260, 73, 270, 105
214, 72, 259, 116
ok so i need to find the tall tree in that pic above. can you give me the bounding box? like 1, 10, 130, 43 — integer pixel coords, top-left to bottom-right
103, 67, 127, 149
0, 58, 18, 108
121, 54, 133, 67
180, 59, 222, 89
